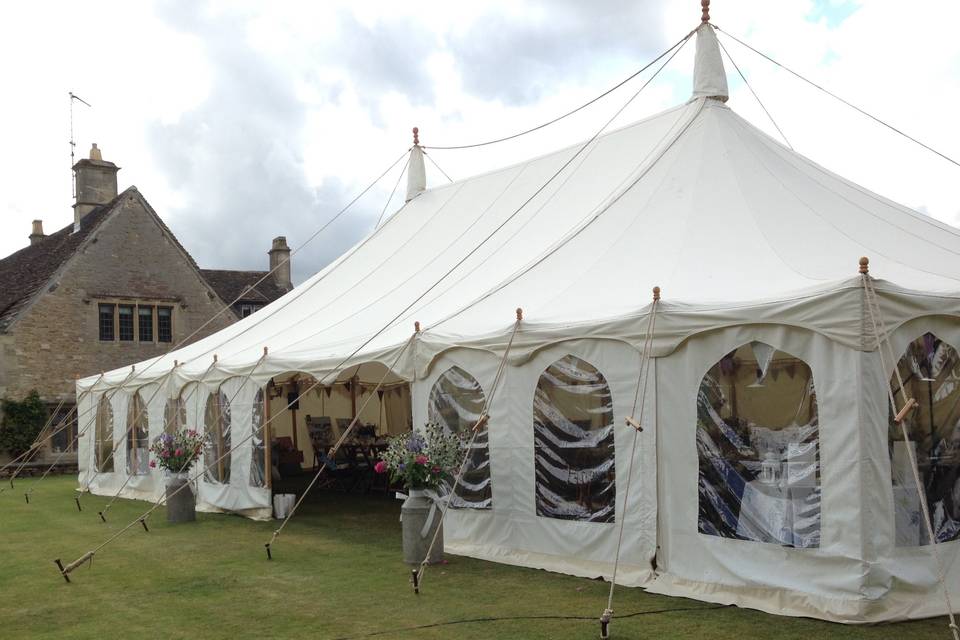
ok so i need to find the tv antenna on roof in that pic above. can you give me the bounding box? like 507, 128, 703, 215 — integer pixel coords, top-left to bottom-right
69, 91, 92, 198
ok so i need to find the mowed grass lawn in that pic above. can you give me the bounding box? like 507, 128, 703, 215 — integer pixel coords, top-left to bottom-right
0, 476, 949, 639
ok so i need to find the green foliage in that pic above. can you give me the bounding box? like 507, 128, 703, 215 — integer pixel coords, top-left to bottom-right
0, 390, 48, 456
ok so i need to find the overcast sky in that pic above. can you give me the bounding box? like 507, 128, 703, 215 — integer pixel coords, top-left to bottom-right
2, 0, 958, 284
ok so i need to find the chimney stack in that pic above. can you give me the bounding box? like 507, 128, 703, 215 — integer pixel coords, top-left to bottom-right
73, 143, 119, 231
268, 236, 292, 291
29, 220, 45, 246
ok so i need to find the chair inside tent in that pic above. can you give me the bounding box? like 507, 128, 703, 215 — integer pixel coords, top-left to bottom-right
76, 20, 960, 623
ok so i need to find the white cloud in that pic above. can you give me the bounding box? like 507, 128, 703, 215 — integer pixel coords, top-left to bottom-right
2, 0, 958, 283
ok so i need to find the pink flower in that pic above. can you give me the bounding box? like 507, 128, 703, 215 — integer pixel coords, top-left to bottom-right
149, 460, 156, 468
374, 460, 388, 474
175, 448, 183, 456
415, 455, 428, 466
161, 450, 170, 458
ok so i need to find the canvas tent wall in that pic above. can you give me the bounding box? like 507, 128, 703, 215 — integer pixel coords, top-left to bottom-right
77, 23, 960, 622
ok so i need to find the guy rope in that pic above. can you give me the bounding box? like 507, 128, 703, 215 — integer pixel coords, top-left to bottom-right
83, 366, 184, 517
54, 350, 266, 581
860, 257, 960, 639
410, 308, 523, 595
600, 286, 660, 640
2, 396, 67, 493
95, 360, 215, 522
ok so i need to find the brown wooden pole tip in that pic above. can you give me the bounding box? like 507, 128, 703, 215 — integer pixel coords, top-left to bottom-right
516, 307, 523, 321
213, 354, 218, 363
412, 127, 419, 146
859, 256, 869, 274
414, 320, 421, 333
263, 346, 269, 356
652, 286, 661, 301
701, 0, 710, 23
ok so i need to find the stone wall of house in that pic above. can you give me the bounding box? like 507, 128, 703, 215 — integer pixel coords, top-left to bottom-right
0, 190, 235, 406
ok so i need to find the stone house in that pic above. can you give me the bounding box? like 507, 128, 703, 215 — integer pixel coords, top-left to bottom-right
0, 145, 293, 465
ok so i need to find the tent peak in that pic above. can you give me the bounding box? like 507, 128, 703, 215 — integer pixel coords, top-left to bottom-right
692, 22, 728, 103
406, 127, 426, 202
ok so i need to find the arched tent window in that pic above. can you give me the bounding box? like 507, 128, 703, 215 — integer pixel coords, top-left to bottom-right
204, 389, 232, 484
164, 395, 186, 435
250, 388, 266, 488
428, 366, 491, 509
533, 355, 615, 522
126, 392, 150, 475
697, 342, 820, 548
890, 333, 960, 545
95, 395, 114, 473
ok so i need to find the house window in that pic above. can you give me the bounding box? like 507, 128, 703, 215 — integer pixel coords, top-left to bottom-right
118, 305, 134, 341
138, 305, 154, 342
49, 404, 78, 453
99, 304, 115, 341
533, 355, 615, 523
158, 306, 173, 343
696, 342, 820, 549
240, 304, 260, 318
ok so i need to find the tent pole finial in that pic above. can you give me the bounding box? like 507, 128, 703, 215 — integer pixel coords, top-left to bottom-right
652, 286, 661, 301
859, 256, 870, 274
263, 346, 269, 356
213, 354, 218, 363
412, 127, 419, 146
414, 321, 421, 333
701, 0, 710, 23
516, 307, 523, 321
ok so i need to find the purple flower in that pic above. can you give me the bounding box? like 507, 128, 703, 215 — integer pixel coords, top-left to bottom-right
406, 433, 424, 453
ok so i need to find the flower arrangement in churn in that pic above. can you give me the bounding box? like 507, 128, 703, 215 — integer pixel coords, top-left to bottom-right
149, 429, 205, 474
374, 422, 466, 490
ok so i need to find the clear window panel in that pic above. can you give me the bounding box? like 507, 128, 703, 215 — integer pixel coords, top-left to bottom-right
890, 333, 960, 545
697, 342, 821, 548
204, 390, 232, 483
250, 389, 266, 488
533, 355, 615, 523
126, 392, 150, 475
95, 396, 114, 473
50, 405, 77, 453
163, 396, 186, 435
428, 366, 491, 509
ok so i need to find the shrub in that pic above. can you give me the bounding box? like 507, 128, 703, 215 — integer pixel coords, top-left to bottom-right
0, 391, 49, 457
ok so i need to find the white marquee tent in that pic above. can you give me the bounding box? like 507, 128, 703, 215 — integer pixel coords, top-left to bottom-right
77, 23, 960, 622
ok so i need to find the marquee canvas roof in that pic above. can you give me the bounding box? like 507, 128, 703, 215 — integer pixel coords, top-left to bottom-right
81, 24, 960, 390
